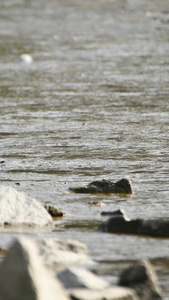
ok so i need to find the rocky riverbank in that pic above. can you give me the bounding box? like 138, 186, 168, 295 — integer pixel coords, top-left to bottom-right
0, 236, 163, 300
0, 184, 166, 299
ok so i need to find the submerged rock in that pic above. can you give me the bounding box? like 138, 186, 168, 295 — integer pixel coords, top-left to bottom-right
69, 178, 133, 194
98, 210, 169, 237
0, 237, 69, 300
118, 259, 163, 300
0, 185, 53, 228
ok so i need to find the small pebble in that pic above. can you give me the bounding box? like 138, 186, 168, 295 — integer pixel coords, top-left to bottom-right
18, 54, 33, 64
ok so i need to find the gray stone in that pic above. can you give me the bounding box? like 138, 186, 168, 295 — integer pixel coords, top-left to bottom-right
118, 259, 163, 300
69, 287, 139, 300
57, 266, 110, 290
69, 178, 133, 194
0, 236, 69, 300
0, 185, 53, 228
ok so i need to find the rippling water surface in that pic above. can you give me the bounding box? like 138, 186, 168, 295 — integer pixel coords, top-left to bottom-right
1, 0, 169, 297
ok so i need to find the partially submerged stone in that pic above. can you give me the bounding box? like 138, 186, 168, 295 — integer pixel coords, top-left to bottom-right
42, 202, 66, 218
118, 259, 163, 300
69, 178, 133, 194
0, 185, 53, 228
98, 210, 169, 237
0, 237, 69, 300
57, 266, 110, 290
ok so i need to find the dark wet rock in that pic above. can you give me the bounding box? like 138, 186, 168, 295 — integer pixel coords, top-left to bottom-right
98, 210, 169, 237
0, 237, 69, 300
42, 202, 66, 218
98, 214, 140, 234
101, 208, 126, 216
118, 259, 163, 300
69, 178, 133, 194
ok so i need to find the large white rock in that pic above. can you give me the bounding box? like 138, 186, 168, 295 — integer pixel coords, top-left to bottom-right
0, 185, 53, 227
57, 266, 110, 290
0, 237, 69, 300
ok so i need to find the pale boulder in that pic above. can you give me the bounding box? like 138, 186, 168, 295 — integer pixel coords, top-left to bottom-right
0, 185, 53, 227
0, 236, 69, 300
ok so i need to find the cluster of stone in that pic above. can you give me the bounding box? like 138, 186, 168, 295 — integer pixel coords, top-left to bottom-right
0, 237, 163, 300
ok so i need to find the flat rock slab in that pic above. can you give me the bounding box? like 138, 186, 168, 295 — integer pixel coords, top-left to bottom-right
0, 185, 53, 228
69, 287, 139, 300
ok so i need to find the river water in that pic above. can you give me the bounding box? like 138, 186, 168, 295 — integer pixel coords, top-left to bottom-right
1, 0, 169, 297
